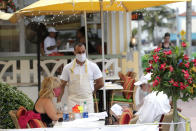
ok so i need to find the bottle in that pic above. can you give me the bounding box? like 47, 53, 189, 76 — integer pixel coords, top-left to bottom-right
66, 42, 69, 49
83, 101, 88, 118
63, 104, 69, 121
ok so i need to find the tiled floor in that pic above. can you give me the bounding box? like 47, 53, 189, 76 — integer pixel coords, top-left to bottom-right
178, 98, 196, 130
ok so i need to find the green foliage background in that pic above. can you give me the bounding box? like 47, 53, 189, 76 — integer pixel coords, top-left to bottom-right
0, 83, 34, 129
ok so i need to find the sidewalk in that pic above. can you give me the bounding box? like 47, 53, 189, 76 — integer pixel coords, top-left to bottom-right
178, 98, 196, 130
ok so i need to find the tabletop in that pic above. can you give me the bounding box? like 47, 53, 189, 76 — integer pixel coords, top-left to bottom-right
100, 83, 123, 90
58, 48, 74, 53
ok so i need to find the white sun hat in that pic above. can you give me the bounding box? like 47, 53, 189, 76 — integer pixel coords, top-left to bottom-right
134, 73, 152, 107
48, 27, 57, 32
134, 73, 152, 86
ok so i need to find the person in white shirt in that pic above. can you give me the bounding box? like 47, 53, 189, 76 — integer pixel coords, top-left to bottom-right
58, 43, 104, 113
44, 27, 61, 55
134, 73, 171, 124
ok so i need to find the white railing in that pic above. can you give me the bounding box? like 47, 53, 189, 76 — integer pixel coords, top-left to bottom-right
0, 52, 139, 86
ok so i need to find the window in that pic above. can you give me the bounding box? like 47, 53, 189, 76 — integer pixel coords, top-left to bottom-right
0, 25, 20, 52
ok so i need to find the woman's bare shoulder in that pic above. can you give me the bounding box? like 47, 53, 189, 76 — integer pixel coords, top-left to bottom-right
37, 97, 52, 104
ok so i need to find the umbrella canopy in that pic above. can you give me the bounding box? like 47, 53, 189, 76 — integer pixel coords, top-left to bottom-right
20, 0, 190, 12
7, 0, 190, 23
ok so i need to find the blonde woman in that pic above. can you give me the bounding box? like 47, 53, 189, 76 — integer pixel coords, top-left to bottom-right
33, 77, 63, 127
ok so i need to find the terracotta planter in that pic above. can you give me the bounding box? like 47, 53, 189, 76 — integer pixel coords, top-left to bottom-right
0, 1, 7, 10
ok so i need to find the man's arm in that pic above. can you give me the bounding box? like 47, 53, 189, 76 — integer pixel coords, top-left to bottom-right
57, 80, 67, 103
46, 40, 61, 50
94, 77, 104, 92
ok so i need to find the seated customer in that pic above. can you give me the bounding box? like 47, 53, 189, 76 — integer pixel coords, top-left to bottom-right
134, 73, 171, 124
33, 77, 63, 127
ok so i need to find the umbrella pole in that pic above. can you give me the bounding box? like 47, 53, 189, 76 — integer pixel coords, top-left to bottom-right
100, 0, 106, 111
84, 11, 88, 57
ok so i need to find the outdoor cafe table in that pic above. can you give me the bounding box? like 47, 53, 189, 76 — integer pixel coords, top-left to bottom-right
99, 83, 123, 112
2, 123, 158, 131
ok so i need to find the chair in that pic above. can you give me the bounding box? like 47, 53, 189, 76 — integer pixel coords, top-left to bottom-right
159, 109, 173, 131
129, 115, 139, 124
9, 110, 21, 129
93, 93, 99, 112
9, 107, 46, 129
28, 119, 46, 128
129, 109, 173, 130
110, 73, 136, 109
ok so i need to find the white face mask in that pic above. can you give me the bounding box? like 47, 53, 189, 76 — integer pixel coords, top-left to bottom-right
141, 90, 149, 97
76, 53, 86, 62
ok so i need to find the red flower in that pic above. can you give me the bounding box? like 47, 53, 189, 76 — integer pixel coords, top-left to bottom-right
156, 76, 161, 81
169, 66, 173, 72
182, 69, 190, 79
182, 69, 188, 74
184, 73, 190, 80
149, 60, 153, 64
164, 50, 172, 55
173, 81, 179, 87
184, 62, 190, 68
188, 78, 192, 84
153, 76, 161, 87
154, 48, 161, 53
192, 59, 196, 66
179, 82, 188, 90
146, 66, 153, 73
160, 63, 166, 70
153, 79, 159, 87
153, 54, 159, 63
181, 42, 187, 47
183, 55, 189, 61
192, 59, 196, 63
169, 79, 174, 84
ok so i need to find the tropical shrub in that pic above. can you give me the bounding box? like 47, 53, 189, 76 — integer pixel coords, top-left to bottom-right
0, 82, 34, 129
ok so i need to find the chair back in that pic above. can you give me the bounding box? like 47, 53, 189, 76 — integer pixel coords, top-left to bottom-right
159, 109, 173, 131
28, 119, 46, 128
9, 110, 20, 129
129, 115, 139, 124
119, 108, 133, 125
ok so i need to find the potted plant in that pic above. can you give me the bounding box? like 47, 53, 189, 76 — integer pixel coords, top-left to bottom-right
145, 41, 196, 130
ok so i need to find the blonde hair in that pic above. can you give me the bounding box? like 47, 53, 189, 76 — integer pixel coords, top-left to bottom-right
39, 77, 61, 98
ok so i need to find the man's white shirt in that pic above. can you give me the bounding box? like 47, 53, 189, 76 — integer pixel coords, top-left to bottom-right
60, 59, 102, 91
136, 91, 171, 124
44, 36, 57, 55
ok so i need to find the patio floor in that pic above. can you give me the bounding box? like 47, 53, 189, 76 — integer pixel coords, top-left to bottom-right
178, 98, 196, 130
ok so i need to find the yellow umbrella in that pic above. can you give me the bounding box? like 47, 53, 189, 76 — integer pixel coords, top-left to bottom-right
20, 0, 190, 12
7, 0, 190, 22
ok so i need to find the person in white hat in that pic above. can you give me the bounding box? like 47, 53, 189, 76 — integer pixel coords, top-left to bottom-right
134, 73, 152, 110
44, 27, 61, 55
134, 73, 171, 124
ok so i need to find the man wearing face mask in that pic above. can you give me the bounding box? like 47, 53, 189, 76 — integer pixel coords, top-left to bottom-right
134, 73, 171, 124
58, 43, 104, 113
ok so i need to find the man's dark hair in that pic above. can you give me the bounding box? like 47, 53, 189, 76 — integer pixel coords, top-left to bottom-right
78, 27, 85, 37
164, 32, 170, 38
74, 43, 86, 51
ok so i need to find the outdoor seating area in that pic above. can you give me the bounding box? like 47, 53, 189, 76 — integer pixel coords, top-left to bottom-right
0, 0, 195, 131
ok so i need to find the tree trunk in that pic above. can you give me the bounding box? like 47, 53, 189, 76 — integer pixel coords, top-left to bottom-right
172, 96, 178, 131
